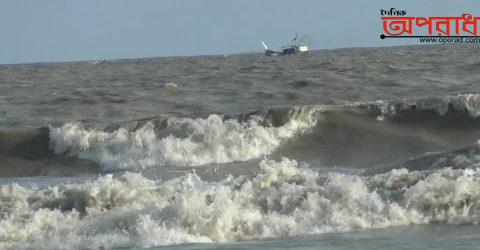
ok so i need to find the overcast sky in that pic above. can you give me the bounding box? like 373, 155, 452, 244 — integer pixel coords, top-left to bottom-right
0, 0, 477, 64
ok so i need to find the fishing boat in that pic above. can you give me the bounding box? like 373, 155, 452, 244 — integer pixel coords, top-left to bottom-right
261, 33, 308, 56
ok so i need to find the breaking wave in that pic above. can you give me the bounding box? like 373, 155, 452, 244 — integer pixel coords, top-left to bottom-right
2, 158, 480, 249
357, 93, 480, 120
1, 93, 480, 176
50, 94, 480, 170
49, 106, 319, 171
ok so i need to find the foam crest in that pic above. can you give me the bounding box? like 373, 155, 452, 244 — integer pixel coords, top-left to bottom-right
380, 93, 480, 118
49, 108, 317, 170
2, 159, 480, 249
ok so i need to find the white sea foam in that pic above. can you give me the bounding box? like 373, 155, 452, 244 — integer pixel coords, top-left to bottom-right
2, 159, 480, 249
49, 108, 317, 170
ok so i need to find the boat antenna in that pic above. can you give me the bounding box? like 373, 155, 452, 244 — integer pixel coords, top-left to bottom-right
260, 41, 269, 51
291, 33, 298, 45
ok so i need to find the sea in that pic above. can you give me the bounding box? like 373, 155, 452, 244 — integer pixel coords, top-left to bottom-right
1, 45, 480, 249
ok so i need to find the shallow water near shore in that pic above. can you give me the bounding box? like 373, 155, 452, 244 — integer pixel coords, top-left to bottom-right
151, 225, 480, 250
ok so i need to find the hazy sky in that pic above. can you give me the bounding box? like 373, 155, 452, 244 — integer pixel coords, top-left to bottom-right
0, 0, 478, 64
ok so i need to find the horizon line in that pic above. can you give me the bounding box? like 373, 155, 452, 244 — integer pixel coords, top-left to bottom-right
0, 44, 439, 66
